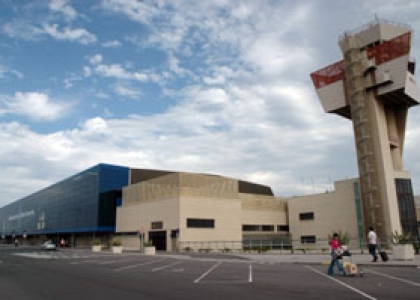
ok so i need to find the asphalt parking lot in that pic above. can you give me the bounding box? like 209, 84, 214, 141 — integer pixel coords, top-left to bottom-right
1, 248, 419, 299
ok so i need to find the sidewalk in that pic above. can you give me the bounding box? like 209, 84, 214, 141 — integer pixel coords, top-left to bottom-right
235, 253, 420, 267
2, 244, 419, 267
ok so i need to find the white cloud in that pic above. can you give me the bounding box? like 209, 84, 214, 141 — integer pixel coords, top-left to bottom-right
114, 84, 143, 98
81, 117, 108, 132
2, 21, 45, 41
89, 54, 103, 65
2, 21, 97, 45
203, 66, 235, 85
83, 66, 92, 77
2, 92, 69, 121
95, 63, 131, 78
49, 0, 78, 21
101, 0, 159, 24
0, 64, 23, 79
102, 40, 122, 48
95, 63, 148, 82
83, 54, 156, 83
43, 24, 97, 44
168, 53, 187, 76
63, 73, 83, 89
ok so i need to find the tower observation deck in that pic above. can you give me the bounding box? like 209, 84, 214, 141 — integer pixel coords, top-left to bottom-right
311, 19, 419, 242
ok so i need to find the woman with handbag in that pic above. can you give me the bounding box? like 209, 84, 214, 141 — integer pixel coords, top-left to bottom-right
327, 233, 344, 276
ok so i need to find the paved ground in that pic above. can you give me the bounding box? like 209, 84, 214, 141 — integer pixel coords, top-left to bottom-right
235, 251, 420, 267
1, 246, 419, 299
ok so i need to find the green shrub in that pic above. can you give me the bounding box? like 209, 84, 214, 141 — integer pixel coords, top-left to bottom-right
144, 240, 153, 247
199, 248, 212, 253
391, 231, 412, 245
111, 238, 122, 246
92, 238, 101, 246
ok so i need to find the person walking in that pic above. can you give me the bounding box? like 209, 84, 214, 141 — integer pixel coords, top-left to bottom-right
327, 233, 344, 276
367, 226, 378, 262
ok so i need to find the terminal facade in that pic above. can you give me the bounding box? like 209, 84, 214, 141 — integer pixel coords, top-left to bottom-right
0, 164, 129, 247
117, 170, 288, 251
0, 164, 290, 251
1, 162, 418, 251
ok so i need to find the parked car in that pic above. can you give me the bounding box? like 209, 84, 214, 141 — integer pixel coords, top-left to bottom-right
40, 241, 57, 250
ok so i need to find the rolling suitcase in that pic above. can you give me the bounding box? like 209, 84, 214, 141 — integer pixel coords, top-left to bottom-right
342, 254, 364, 277
343, 261, 358, 276
379, 250, 388, 262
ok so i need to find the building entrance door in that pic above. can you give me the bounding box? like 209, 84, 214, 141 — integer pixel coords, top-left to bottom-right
148, 231, 166, 251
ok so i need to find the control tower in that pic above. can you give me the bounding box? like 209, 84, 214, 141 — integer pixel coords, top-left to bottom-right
310, 19, 419, 241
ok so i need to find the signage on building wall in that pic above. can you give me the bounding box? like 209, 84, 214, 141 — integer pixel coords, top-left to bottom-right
8, 210, 35, 221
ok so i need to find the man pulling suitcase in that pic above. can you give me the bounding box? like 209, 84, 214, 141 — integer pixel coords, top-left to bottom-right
367, 226, 388, 262
367, 227, 378, 262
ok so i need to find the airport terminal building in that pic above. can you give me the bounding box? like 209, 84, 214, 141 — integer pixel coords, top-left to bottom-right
117, 171, 288, 252
0, 163, 418, 251
0, 164, 129, 246
0, 164, 289, 251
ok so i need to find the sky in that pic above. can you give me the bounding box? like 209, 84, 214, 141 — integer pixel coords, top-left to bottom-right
1, 0, 420, 208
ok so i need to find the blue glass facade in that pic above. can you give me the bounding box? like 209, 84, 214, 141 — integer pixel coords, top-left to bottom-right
0, 164, 129, 238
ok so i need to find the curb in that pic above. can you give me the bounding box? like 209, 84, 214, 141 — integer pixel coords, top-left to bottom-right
291, 260, 419, 268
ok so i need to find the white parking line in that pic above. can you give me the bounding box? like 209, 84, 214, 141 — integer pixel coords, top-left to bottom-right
113, 259, 166, 272
152, 261, 182, 272
13, 253, 54, 259
366, 269, 420, 288
71, 259, 106, 265
194, 261, 222, 283
99, 260, 117, 264
305, 266, 377, 300
99, 258, 141, 265
249, 265, 253, 283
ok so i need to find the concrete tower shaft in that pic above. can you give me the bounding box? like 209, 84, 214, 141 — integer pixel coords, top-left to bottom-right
311, 19, 419, 241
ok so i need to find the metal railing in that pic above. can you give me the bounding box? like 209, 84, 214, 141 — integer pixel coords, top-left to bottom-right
177, 237, 420, 254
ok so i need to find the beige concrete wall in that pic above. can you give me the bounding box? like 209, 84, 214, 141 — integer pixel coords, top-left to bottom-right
316, 80, 347, 112
119, 235, 142, 251
240, 194, 288, 235
179, 196, 242, 248
176, 172, 242, 251
118, 172, 245, 252
117, 170, 322, 253
369, 91, 403, 238
118, 173, 182, 251
287, 179, 360, 249
116, 198, 180, 232
376, 55, 410, 96
116, 198, 180, 250
178, 172, 238, 199
122, 173, 180, 204
354, 22, 409, 48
